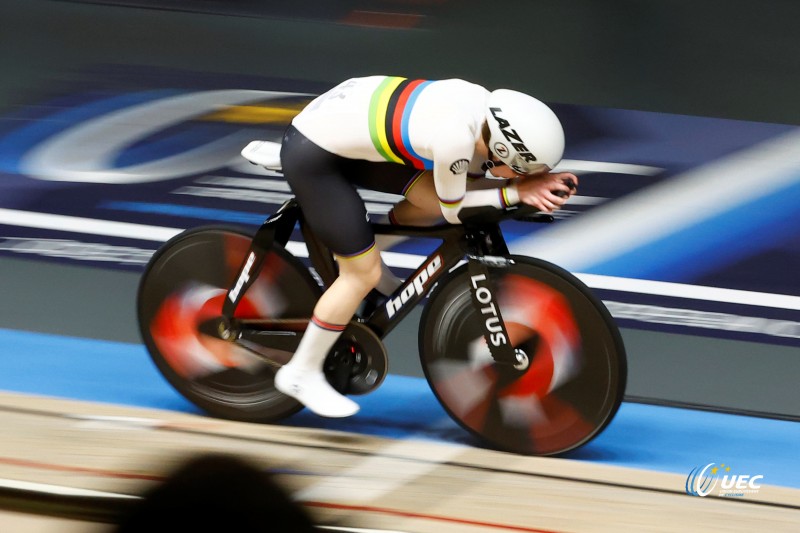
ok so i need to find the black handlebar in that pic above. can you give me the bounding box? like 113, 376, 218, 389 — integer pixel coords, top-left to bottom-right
553, 177, 577, 199
458, 203, 554, 225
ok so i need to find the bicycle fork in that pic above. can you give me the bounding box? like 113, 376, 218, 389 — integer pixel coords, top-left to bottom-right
463, 224, 529, 371
467, 258, 529, 371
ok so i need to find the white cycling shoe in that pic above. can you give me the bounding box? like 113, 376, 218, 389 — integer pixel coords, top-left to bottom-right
274, 365, 360, 418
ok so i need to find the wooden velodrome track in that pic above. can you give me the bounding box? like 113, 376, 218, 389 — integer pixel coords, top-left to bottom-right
0, 392, 797, 532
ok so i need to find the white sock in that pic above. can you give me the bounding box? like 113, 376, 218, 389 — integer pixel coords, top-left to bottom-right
275, 317, 359, 418
285, 317, 344, 372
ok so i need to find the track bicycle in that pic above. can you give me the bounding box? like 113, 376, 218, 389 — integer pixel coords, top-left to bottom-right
137, 141, 627, 456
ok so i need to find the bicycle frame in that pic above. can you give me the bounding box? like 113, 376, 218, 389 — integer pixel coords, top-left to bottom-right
221, 198, 540, 368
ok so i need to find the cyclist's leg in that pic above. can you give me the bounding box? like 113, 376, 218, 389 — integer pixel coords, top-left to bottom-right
275, 248, 381, 418
316, 246, 383, 323
344, 161, 430, 293
274, 126, 390, 417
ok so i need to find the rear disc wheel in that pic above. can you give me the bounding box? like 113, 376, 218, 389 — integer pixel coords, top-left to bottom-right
137, 226, 322, 422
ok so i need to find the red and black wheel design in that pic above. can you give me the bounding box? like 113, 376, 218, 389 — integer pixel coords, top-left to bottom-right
419, 256, 626, 456
137, 226, 321, 422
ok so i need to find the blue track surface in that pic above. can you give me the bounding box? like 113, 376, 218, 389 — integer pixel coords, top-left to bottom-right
1, 328, 797, 490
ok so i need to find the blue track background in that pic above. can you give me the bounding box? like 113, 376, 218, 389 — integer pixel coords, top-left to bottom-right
2, 327, 797, 491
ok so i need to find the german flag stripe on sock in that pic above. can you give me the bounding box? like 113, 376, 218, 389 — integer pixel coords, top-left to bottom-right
311, 316, 347, 332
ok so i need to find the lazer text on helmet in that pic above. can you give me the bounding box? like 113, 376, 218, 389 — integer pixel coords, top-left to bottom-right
489, 107, 538, 164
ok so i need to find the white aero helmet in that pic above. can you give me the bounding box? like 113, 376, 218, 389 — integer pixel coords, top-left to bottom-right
485, 89, 565, 174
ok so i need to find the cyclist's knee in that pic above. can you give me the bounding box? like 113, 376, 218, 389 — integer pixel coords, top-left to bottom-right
336, 249, 382, 291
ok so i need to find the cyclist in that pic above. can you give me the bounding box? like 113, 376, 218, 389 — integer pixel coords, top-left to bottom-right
275, 75, 579, 417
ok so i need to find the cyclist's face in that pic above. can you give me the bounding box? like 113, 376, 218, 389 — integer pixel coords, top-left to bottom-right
488, 158, 550, 179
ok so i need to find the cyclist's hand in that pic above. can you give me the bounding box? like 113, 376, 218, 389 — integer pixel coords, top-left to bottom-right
514, 172, 578, 213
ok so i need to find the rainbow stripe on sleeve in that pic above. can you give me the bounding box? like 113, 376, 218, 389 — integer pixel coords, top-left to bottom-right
368, 77, 434, 169
500, 188, 514, 208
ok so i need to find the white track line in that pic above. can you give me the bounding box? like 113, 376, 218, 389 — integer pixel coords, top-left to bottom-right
555, 159, 663, 176
0, 208, 182, 242
0, 477, 138, 499
296, 440, 465, 504
0, 478, 411, 532
576, 273, 800, 311
1, 207, 798, 310
317, 526, 407, 533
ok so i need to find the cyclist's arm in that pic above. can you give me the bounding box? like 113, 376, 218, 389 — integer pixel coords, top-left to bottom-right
461, 184, 520, 209
432, 158, 521, 221
431, 137, 472, 223
464, 172, 579, 213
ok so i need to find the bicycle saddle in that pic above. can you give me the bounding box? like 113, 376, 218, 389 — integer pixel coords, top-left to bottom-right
241, 140, 283, 171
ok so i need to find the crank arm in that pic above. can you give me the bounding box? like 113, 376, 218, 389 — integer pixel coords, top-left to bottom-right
197, 317, 306, 350
238, 329, 302, 353
196, 317, 300, 368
